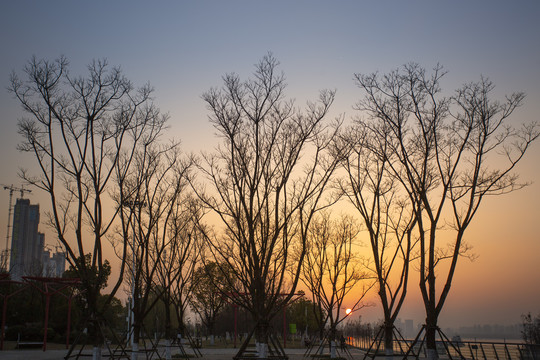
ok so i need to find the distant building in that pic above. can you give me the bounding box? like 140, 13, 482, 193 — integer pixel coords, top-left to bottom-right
395, 318, 404, 332
405, 319, 414, 339
9, 199, 44, 280
42, 249, 66, 277
396, 318, 415, 339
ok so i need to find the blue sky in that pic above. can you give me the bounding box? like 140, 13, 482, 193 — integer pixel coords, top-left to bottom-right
1, 1, 539, 329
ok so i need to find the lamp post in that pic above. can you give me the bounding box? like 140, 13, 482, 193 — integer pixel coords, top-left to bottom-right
122, 198, 145, 349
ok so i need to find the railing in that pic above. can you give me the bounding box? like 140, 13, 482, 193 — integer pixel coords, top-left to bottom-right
348, 335, 540, 360
440, 340, 539, 360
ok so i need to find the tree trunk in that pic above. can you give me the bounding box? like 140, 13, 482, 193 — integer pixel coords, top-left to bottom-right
165, 339, 172, 360
131, 342, 139, 360
92, 346, 102, 360
88, 317, 102, 350
384, 321, 394, 360
330, 340, 337, 358
132, 322, 141, 360
255, 321, 269, 359
164, 298, 171, 341
329, 325, 337, 359
425, 313, 439, 360
209, 319, 215, 346
164, 302, 172, 360
175, 305, 186, 337
86, 296, 103, 360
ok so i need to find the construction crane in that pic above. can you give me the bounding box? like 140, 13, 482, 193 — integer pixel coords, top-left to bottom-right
1, 184, 32, 271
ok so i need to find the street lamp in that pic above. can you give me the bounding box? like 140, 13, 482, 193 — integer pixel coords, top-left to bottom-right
122, 198, 146, 348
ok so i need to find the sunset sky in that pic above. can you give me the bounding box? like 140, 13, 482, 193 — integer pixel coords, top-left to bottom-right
0, 1, 539, 330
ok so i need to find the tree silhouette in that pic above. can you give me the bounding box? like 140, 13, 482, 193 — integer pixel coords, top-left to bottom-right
195, 54, 342, 359
189, 261, 231, 345
338, 103, 418, 358
299, 213, 373, 357
10, 56, 168, 356
353, 63, 539, 359
114, 140, 195, 359
522, 312, 540, 345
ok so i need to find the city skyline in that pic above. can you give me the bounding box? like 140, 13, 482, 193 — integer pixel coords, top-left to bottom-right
0, 1, 539, 330
4, 197, 65, 280
9, 198, 41, 280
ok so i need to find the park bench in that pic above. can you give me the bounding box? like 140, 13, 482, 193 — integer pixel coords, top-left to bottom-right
16, 334, 43, 349
16, 341, 43, 349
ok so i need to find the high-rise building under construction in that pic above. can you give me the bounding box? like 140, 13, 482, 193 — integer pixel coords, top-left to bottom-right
9, 198, 44, 280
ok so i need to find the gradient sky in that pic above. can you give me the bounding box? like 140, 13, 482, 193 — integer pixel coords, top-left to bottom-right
1, 1, 539, 329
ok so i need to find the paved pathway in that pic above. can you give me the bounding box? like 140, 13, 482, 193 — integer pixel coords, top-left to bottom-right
0, 346, 365, 359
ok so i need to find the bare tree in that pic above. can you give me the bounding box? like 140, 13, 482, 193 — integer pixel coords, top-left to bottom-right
116, 141, 194, 359
151, 248, 180, 360
10, 56, 167, 356
152, 195, 203, 359
189, 261, 231, 345
522, 312, 540, 345
195, 54, 341, 359
353, 63, 539, 359
337, 120, 417, 359
299, 213, 373, 358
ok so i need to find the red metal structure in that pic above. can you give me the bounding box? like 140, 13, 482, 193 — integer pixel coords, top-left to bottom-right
224, 291, 305, 349
0, 274, 80, 351
0, 274, 27, 350
22, 276, 80, 351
